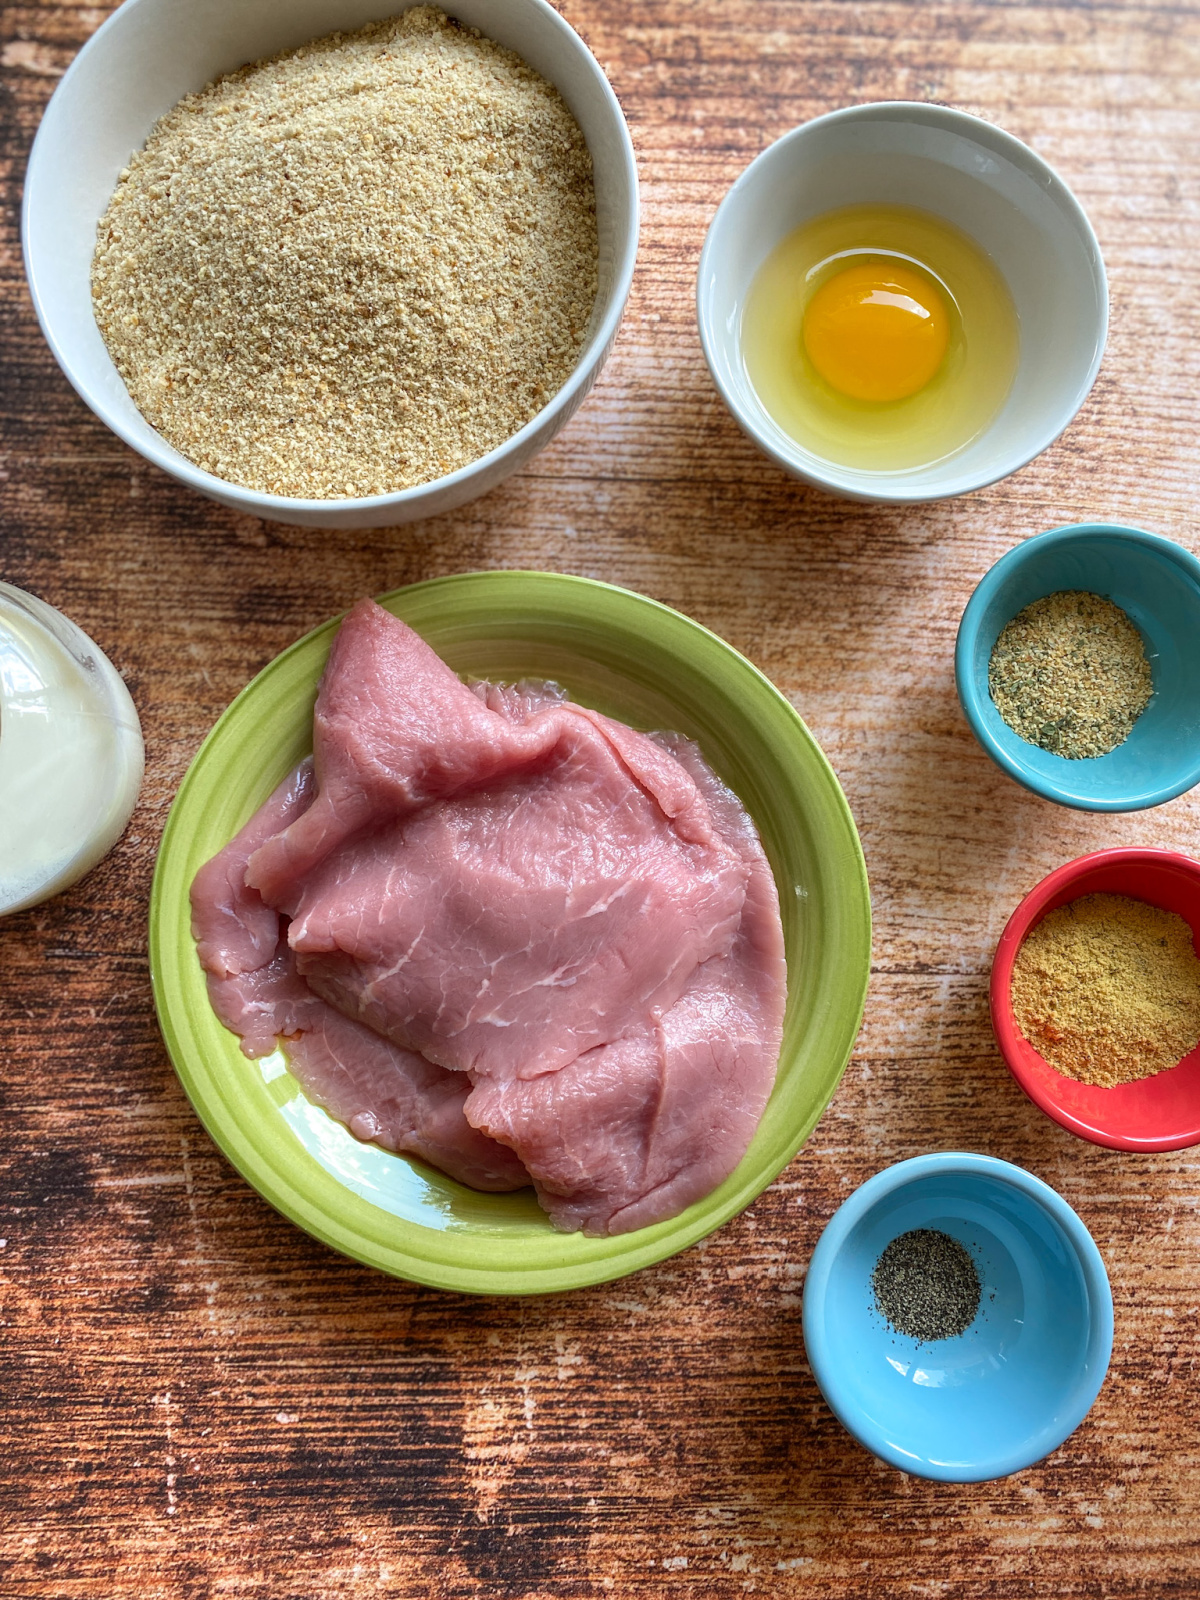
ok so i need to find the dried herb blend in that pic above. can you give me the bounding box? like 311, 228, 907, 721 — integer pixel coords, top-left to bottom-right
871, 1228, 981, 1343
988, 590, 1152, 759
91, 7, 598, 500
1011, 892, 1200, 1087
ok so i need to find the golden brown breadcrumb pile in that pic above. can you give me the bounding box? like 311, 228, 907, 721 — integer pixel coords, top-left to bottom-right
91, 7, 598, 499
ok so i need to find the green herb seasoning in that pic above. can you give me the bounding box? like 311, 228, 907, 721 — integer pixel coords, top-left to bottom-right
988, 590, 1153, 759
871, 1228, 981, 1342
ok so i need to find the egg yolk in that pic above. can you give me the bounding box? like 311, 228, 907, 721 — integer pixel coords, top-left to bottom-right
802, 262, 950, 402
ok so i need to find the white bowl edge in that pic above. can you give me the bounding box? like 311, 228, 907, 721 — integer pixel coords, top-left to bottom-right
697, 101, 1108, 505
22, 0, 640, 529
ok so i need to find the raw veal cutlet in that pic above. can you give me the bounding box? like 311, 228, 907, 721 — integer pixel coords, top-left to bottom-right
191, 602, 787, 1236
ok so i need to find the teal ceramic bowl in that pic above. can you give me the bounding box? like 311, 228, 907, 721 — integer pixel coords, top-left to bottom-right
955, 523, 1200, 811
803, 1153, 1113, 1482
150, 573, 871, 1294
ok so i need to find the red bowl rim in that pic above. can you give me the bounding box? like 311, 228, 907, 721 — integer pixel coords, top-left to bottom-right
990, 847, 1200, 1151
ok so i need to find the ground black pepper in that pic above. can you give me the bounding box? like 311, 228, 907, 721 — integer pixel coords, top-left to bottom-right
871, 1228, 981, 1342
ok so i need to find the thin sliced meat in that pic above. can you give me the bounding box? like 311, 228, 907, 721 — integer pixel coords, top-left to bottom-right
205, 940, 326, 1058
470, 678, 567, 720
191, 761, 315, 979
190, 763, 530, 1193
246, 603, 731, 913
249, 601, 749, 1083
290, 718, 746, 1080
209, 940, 528, 1191
245, 599, 560, 906
464, 744, 786, 1233
190, 599, 787, 1235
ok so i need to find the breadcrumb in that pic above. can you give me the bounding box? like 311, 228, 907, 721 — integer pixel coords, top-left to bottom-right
91, 7, 598, 499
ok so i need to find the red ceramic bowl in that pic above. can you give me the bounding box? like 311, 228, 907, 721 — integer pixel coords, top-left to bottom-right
991, 848, 1200, 1152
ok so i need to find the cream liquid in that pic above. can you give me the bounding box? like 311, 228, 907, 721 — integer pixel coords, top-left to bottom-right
0, 585, 143, 915
741, 205, 1019, 474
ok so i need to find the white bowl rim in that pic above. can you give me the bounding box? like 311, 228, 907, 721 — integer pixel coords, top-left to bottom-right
696, 100, 1110, 505
21, 0, 640, 516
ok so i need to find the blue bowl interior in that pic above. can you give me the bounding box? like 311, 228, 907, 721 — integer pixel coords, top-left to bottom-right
811, 1170, 1106, 1480
960, 526, 1200, 810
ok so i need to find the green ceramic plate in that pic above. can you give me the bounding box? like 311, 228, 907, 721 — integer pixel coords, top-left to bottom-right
150, 572, 870, 1294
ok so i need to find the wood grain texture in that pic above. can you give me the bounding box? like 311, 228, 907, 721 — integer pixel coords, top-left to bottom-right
3, 1, 1200, 1595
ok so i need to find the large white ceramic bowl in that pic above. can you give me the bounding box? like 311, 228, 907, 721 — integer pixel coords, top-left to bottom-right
697, 102, 1108, 504
23, 0, 639, 530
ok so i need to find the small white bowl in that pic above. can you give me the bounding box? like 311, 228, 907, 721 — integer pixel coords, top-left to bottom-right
697, 102, 1107, 504
23, 0, 638, 530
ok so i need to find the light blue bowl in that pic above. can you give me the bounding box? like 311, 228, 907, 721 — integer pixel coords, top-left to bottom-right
955, 523, 1200, 811
802, 1153, 1113, 1483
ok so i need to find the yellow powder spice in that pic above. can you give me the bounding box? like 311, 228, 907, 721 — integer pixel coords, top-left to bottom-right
1011, 892, 1200, 1088
91, 7, 598, 500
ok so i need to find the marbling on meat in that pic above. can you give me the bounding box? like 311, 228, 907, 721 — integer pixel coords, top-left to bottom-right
191, 599, 787, 1235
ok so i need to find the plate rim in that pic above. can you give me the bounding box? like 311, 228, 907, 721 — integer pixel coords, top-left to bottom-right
149, 571, 872, 1293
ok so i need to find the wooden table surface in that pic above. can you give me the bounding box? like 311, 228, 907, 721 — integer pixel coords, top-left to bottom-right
4, 1, 1200, 1595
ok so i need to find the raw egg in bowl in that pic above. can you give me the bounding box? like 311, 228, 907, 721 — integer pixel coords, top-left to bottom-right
698, 103, 1107, 504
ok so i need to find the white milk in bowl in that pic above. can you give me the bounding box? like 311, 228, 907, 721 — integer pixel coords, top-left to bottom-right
0, 584, 143, 915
